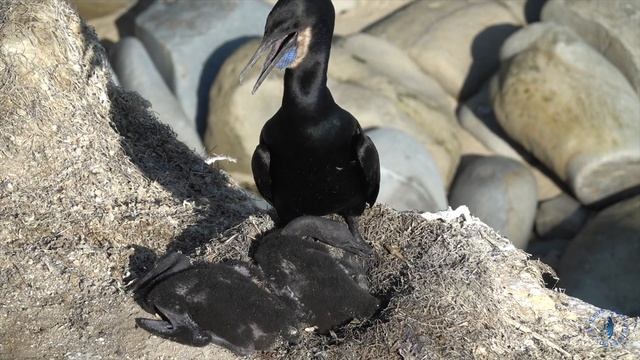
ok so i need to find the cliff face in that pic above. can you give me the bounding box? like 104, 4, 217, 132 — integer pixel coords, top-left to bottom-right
0, 1, 638, 359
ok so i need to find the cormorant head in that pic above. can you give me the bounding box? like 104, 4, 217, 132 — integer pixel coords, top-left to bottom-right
239, 0, 335, 94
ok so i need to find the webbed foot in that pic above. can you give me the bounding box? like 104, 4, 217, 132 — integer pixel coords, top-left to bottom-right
136, 304, 211, 347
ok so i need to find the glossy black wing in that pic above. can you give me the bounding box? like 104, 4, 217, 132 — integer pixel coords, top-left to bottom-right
354, 132, 380, 206
251, 143, 273, 204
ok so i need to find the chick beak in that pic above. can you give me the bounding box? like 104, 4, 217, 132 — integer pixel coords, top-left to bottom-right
239, 32, 297, 94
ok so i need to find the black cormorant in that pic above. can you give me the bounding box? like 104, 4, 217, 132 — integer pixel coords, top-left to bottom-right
240, 0, 380, 254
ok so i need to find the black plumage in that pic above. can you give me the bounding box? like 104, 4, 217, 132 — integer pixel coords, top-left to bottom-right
255, 219, 379, 334
254, 222, 379, 333
132, 253, 297, 355
241, 0, 380, 253
132, 217, 378, 355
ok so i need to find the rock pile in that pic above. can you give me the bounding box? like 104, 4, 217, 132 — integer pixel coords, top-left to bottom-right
491, 22, 640, 205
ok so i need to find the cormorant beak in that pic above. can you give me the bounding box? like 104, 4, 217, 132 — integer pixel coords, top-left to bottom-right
239, 32, 298, 94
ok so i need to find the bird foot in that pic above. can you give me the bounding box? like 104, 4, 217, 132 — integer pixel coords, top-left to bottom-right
136, 305, 211, 347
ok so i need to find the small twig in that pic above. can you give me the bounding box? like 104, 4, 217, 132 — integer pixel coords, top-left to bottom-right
249, 218, 261, 234
11, 261, 32, 288
506, 318, 571, 357
383, 243, 410, 265
219, 233, 238, 244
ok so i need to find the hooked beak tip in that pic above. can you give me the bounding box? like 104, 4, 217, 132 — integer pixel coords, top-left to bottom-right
251, 83, 260, 95
238, 65, 252, 85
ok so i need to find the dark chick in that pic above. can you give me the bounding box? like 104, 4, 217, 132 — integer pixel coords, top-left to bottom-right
132, 253, 297, 356
240, 0, 380, 254
254, 216, 379, 333
132, 217, 378, 355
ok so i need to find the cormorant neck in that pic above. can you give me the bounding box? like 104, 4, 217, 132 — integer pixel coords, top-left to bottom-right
282, 24, 334, 114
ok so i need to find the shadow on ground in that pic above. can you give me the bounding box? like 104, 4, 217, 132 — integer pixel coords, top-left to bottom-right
81, 20, 261, 276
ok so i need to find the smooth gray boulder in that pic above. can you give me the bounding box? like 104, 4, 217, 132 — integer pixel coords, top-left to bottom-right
449, 155, 538, 249
559, 195, 640, 316
491, 23, 640, 205
366, 127, 447, 212
366, 0, 521, 99
535, 193, 590, 240
542, 0, 640, 97
111, 37, 204, 155
135, 0, 270, 136
458, 82, 561, 201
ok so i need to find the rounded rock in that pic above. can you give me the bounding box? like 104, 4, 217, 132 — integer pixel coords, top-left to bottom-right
366, 127, 447, 212
449, 155, 538, 248
458, 81, 562, 200
367, 0, 521, 99
542, 0, 640, 97
491, 23, 640, 205
535, 193, 590, 240
111, 37, 204, 155
559, 195, 640, 316
135, 0, 270, 135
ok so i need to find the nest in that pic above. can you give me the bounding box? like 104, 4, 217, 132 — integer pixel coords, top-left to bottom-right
1, 0, 638, 359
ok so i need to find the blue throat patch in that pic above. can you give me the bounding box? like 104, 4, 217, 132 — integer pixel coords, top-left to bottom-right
276, 46, 297, 69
